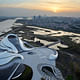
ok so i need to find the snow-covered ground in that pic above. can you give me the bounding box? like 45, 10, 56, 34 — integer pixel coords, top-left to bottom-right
0, 19, 79, 49
26, 26, 80, 50
27, 26, 80, 37
0, 19, 16, 34
70, 37, 80, 44
0, 18, 23, 35
34, 37, 68, 50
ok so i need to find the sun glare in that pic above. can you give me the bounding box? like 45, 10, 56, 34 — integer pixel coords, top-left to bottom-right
50, 7, 60, 13
54, 8, 57, 13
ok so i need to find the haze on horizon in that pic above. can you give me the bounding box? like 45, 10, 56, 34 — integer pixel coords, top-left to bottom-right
0, 0, 80, 17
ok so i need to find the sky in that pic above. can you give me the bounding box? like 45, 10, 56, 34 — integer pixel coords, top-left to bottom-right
0, 0, 80, 17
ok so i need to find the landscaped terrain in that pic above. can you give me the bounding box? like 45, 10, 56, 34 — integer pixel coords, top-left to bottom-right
0, 17, 80, 80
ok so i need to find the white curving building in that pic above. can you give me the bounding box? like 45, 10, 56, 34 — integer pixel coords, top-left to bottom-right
0, 34, 64, 80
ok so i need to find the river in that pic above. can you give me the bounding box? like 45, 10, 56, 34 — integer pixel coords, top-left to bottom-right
0, 18, 23, 35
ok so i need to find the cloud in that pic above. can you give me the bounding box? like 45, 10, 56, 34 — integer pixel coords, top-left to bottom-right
0, 0, 25, 4
0, 7, 80, 17
0, 0, 80, 14
0, 7, 56, 17
46, 1, 62, 5
0, 0, 39, 4
0, 2, 50, 11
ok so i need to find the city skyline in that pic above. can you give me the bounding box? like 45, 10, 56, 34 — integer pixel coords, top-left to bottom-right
0, 0, 80, 17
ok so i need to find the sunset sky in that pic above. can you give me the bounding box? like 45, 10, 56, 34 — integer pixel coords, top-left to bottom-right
0, 0, 80, 17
